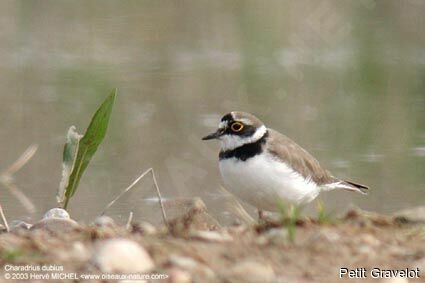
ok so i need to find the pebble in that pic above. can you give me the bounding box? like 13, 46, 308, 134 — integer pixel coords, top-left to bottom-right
168, 255, 215, 279
54, 241, 91, 262
133, 221, 157, 235
188, 197, 207, 212
71, 241, 91, 261
43, 208, 70, 220
189, 230, 233, 242
394, 206, 425, 224
359, 234, 381, 247
168, 256, 199, 270
225, 260, 275, 283
168, 267, 192, 283
264, 228, 289, 245
10, 220, 32, 230
388, 245, 410, 257
357, 245, 377, 259
93, 238, 154, 273
255, 235, 269, 246
31, 218, 79, 233
317, 229, 341, 243
93, 216, 115, 227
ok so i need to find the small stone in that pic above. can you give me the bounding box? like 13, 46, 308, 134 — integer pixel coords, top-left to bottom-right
317, 229, 341, 243
31, 218, 79, 233
93, 238, 154, 273
388, 246, 408, 257
53, 241, 91, 262
168, 198, 222, 237
359, 234, 380, 247
394, 206, 425, 224
94, 216, 115, 227
70, 241, 91, 262
189, 197, 207, 212
133, 221, 157, 235
357, 245, 377, 258
255, 235, 269, 246
43, 208, 70, 220
168, 256, 199, 270
10, 220, 32, 230
168, 255, 214, 279
189, 230, 233, 242
169, 268, 192, 283
226, 260, 275, 283
264, 228, 289, 245
227, 225, 248, 235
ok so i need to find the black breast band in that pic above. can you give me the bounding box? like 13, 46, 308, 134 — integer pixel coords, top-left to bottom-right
219, 131, 269, 161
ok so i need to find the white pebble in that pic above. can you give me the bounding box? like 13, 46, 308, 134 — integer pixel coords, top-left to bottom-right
93, 216, 115, 227
43, 208, 70, 220
93, 238, 154, 273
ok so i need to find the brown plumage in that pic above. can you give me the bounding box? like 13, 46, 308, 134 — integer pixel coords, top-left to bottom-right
203, 111, 369, 210
266, 128, 368, 193
231, 111, 264, 128
233, 112, 368, 193
266, 129, 335, 185
205, 111, 369, 196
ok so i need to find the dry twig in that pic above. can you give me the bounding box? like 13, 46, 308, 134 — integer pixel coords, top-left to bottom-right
219, 186, 255, 225
0, 204, 9, 232
126, 211, 134, 230
101, 168, 168, 227
0, 145, 38, 214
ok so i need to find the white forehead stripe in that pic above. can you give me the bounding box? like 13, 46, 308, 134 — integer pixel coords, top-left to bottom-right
218, 121, 228, 129
220, 125, 267, 151
237, 118, 254, 126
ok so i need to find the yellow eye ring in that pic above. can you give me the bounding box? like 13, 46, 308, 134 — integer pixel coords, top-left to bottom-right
231, 122, 244, 132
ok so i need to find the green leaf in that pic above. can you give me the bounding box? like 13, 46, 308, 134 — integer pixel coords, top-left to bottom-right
62, 89, 117, 209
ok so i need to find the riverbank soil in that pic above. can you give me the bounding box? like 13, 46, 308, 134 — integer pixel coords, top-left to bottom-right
0, 207, 424, 283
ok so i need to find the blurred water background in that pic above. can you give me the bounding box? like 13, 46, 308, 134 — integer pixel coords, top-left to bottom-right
0, 0, 424, 224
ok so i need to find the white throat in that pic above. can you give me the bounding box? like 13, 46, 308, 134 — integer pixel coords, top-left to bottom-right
220, 125, 267, 151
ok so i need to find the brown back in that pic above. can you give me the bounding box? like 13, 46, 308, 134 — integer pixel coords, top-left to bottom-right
265, 129, 335, 185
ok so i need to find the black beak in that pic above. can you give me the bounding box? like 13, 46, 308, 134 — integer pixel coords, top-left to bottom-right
202, 129, 224, 140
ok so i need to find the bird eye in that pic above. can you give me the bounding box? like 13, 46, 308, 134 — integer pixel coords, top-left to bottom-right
231, 122, 244, 132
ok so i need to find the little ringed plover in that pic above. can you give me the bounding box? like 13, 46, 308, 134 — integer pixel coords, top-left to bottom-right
202, 111, 368, 212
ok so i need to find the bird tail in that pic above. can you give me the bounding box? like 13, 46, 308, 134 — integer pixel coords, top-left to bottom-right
322, 180, 369, 195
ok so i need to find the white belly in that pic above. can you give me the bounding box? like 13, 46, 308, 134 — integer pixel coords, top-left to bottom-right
219, 153, 320, 211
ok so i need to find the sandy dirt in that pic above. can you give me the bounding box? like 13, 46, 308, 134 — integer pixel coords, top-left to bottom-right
0, 206, 424, 283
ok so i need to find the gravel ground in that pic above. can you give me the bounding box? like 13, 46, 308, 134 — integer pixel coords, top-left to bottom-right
0, 206, 424, 283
